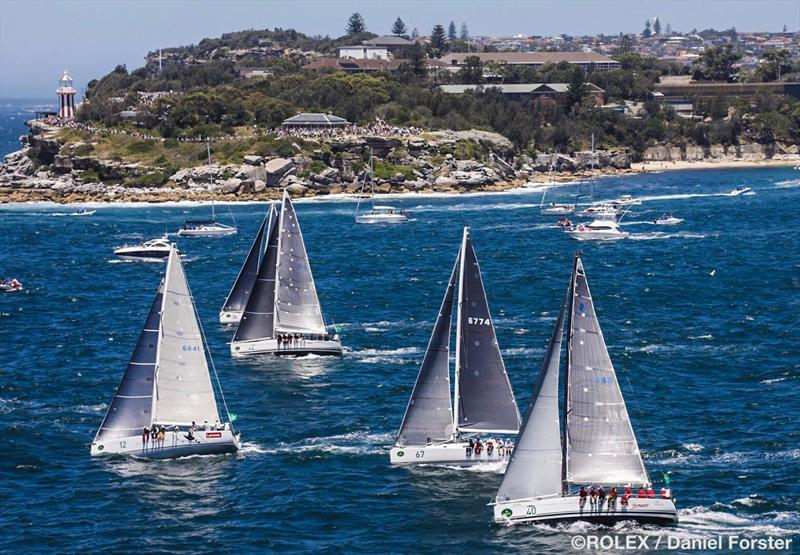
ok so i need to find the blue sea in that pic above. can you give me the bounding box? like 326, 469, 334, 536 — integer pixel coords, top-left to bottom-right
1, 101, 799, 553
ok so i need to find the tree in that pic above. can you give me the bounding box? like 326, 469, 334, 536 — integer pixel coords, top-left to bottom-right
346, 13, 366, 35
391, 17, 407, 36
692, 44, 742, 82
459, 55, 483, 84
653, 18, 661, 35
431, 24, 447, 56
617, 34, 634, 54
408, 41, 427, 76
642, 20, 652, 37
448, 21, 457, 41
565, 66, 590, 112
460, 22, 469, 41
757, 48, 791, 82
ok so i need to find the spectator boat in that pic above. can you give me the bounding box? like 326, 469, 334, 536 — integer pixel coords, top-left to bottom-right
355, 148, 409, 224
177, 202, 237, 237
0, 278, 23, 292
654, 213, 683, 225
69, 208, 96, 216
389, 227, 521, 466
491, 254, 678, 527
566, 219, 629, 241
230, 191, 342, 357
574, 203, 620, 220
91, 246, 241, 459
729, 186, 752, 196
114, 236, 172, 260
612, 194, 641, 206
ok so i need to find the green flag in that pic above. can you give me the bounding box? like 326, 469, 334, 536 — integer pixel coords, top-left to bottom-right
662, 471, 671, 486
334, 325, 343, 333
229, 413, 238, 422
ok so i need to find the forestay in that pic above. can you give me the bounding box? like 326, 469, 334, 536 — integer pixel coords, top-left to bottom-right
95, 282, 162, 441
233, 206, 279, 342
496, 286, 568, 501
221, 211, 268, 314
566, 257, 649, 486
274, 192, 327, 335
456, 231, 520, 434
154, 249, 221, 426
395, 253, 459, 446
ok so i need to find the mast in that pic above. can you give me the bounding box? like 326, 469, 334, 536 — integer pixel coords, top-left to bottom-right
208, 142, 215, 222
272, 191, 286, 331
561, 251, 579, 495
452, 227, 468, 437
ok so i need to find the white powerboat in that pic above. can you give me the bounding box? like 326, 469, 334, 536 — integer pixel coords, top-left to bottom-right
69, 209, 96, 216
540, 202, 576, 216
390, 227, 521, 466
114, 237, 173, 260
91, 246, 241, 458
492, 254, 678, 527
729, 186, 751, 196
654, 213, 683, 225
0, 278, 23, 292
565, 219, 629, 241
612, 194, 641, 206
356, 205, 409, 224
230, 191, 342, 357
575, 203, 620, 220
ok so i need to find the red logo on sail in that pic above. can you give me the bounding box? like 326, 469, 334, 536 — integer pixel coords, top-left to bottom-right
206, 432, 222, 438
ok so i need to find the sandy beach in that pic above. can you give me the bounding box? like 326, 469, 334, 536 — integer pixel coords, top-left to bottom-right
632, 158, 800, 173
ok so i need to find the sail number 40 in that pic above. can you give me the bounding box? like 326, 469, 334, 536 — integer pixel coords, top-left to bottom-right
468, 317, 491, 326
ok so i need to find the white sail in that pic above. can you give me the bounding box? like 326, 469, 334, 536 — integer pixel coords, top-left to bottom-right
274, 191, 327, 335
566, 257, 649, 486
496, 287, 568, 502
153, 248, 221, 426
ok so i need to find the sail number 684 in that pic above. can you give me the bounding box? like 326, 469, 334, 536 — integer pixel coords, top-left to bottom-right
468, 317, 491, 326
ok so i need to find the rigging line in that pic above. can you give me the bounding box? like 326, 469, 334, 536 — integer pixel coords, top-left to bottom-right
185, 270, 235, 433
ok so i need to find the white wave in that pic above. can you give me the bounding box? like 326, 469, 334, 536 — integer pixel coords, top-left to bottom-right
434, 460, 508, 473
349, 346, 421, 357
761, 377, 787, 384
237, 441, 267, 455
733, 495, 766, 507
272, 431, 392, 456
502, 347, 544, 356
683, 443, 704, 452
774, 178, 800, 188
688, 334, 714, 340
628, 231, 707, 241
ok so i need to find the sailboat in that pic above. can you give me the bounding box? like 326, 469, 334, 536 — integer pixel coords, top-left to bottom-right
177, 143, 237, 237
230, 191, 342, 357
540, 154, 575, 216
355, 148, 409, 224
91, 246, 241, 458
491, 253, 677, 526
219, 211, 269, 323
389, 227, 520, 465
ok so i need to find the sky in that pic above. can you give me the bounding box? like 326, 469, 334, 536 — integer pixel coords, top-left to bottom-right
1, 0, 798, 99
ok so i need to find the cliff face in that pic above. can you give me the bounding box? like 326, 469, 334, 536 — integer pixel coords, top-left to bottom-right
642, 143, 799, 162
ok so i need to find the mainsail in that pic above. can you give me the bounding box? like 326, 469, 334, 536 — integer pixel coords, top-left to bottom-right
496, 286, 568, 501
395, 253, 459, 446
153, 249, 221, 426
233, 206, 279, 342
274, 192, 327, 335
95, 282, 163, 441
221, 211, 268, 314
455, 229, 520, 434
565, 257, 649, 486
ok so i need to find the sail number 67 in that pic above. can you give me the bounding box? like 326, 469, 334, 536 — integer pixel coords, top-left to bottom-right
468, 317, 490, 326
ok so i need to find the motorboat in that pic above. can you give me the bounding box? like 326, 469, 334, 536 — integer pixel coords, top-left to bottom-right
491, 254, 678, 526
575, 203, 620, 220
114, 237, 173, 261
0, 278, 23, 292
540, 202, 576, 216
556, 218, 572, 229
612, 194, 641, 206
69, 209, 96, 216
565, 219, 629, 241
356, 205, 409, 224
91, 246, 241, 458
729, 186, 751, 196
654, 213, 683, 225
389, 227, 521, 466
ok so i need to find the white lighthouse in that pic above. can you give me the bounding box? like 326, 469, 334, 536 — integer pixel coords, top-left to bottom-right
56, 70, 77, 119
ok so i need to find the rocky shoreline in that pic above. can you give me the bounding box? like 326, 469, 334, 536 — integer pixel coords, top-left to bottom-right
0, 121, 797, 204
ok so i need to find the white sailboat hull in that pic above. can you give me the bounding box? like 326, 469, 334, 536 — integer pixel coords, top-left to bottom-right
177, 227, 237, 237
91, 429, 241, 459
493, 494, 678, 526
566, 231, 629, 241
230, 336, 343, 357
219, 309, 243, 324
389, 441, 513, 466
540, 205, 575, 215
356, 213, 408, 224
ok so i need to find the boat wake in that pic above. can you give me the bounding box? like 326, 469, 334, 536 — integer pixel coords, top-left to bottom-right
433, 460, 509, 473
348, 346, 422, 364
272, 431, 393, 456
628, 231, 708, 241
774, 178, 800, 188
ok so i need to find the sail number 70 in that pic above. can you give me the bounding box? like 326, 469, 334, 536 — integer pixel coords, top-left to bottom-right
468, 317, 491, 326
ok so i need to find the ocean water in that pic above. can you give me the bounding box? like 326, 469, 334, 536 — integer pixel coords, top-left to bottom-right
1, 105, 800, 551
0, 99, 53, 157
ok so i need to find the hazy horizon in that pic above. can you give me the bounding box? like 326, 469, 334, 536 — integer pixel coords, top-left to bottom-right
1, 0, 798, 99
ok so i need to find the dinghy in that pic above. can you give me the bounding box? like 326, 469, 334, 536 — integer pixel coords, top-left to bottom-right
492, 254, 677, 526
230, 191, 342, 357
389, 227, 520, 466
219, 209, 270, 323
91, 246, 240, 458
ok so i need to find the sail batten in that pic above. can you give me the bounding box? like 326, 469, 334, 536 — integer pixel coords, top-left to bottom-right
274, 192, 327, 335
565, 257, 649, 486
455, 231, 520, 434
233, 205, 279, 342
221, 212, 268, 313
395, 253, 459, 446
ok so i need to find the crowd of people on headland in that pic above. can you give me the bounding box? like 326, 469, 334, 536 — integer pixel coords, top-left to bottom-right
45, 116, 422, 145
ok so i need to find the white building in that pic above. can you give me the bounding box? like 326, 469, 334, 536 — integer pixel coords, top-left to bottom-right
337, 45, 390, 60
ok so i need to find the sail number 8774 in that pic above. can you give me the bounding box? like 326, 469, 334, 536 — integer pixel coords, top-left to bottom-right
468, 317, 491, 326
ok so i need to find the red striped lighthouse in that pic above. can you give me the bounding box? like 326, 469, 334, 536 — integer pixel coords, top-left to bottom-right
56, 70, 76, 119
